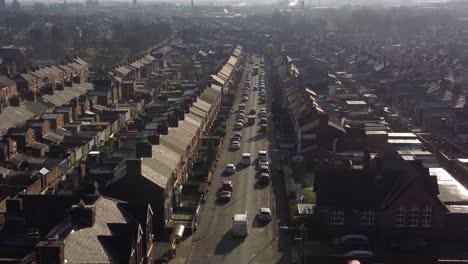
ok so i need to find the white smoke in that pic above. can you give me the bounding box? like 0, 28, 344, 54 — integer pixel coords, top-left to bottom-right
288, 0, 298, 6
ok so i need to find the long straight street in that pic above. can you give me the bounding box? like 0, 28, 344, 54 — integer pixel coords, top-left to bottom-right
188, 55, 279, 264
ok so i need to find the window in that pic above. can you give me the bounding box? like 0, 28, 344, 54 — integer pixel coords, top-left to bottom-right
395, 206, 405, 227
360, 209, 375, 225
408, 208, 419, 227
422, 206, 432, 227
330, 209, 344, 225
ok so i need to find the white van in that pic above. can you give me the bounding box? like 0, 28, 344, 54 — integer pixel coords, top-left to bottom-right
241, 153, 252, 165
232, 211, 249, 237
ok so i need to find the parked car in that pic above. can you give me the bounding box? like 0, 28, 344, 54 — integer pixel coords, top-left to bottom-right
260, 124, 267, 132
250, 108, 256, 114
253, 86, 258, 91
233, 132, 242, 138
333, 234, 369, 250
234, 122, 244, 130
225, 164, 236, 174
256, 208, 272, 222
231, 136, 241, 142
237, 113, 245, 119
230, 141, 241, 150
259, 173, 270, 184
260, 118, 267, 125
260, 165, 270, 174
236, 118, 244, 125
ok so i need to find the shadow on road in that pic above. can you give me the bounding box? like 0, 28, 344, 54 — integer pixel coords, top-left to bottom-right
214, 231, 244, 255
252, 218, 270, 228
236, 162, 249, 171
246, 133, 267, 143
254, 180, 269, 190
215, 197, 230, 207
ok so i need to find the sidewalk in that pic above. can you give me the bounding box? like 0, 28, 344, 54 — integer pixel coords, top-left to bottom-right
169, 237, 192, 264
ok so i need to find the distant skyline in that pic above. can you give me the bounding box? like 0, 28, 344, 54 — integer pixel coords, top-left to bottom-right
10, 0, 455, 5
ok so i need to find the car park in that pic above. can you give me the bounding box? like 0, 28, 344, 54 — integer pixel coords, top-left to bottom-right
241, 153, 252, 165
225, 164, 236, 174
234, 122, 244, 130
256, 208, 272, 222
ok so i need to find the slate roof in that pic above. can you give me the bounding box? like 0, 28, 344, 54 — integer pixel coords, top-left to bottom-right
0, 76, 16, 87
0, 107, 35, 135
22, 99, 55, 116
42, 82, 93, 106
141, 144, 179, 189
63, 197, 134, 264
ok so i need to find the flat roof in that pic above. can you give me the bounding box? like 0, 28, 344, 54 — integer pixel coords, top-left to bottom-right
388, 139, 421, 144
430, 167, 468, 203
345, 100, 367, 105
388, 132, 417, 138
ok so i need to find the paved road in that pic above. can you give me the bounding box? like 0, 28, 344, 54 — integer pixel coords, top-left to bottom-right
188, 55, 278, 264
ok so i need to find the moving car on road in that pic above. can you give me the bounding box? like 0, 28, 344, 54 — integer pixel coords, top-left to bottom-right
232, 212, 249, 237
241, 153, 252, 165
225, 164, 236, 174
256, 208, 272, 222
220, 180, 233, 192
217, 191, 232, 201
248, 115, 256, 125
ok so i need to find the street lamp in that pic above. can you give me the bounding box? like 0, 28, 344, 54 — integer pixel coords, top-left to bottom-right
279, 225, 307, 264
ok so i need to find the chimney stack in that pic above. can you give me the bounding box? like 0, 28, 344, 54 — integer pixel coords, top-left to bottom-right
70, 202, 96, 228
136, 141, 152, 158
126, 159, 142, 177
148, 134, 160, 145
36, 238, 65, 264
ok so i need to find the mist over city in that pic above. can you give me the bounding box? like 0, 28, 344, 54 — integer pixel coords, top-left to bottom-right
0, 0, 467, 263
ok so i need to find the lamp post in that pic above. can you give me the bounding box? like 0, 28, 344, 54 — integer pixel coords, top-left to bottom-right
279, 225, 307, 264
